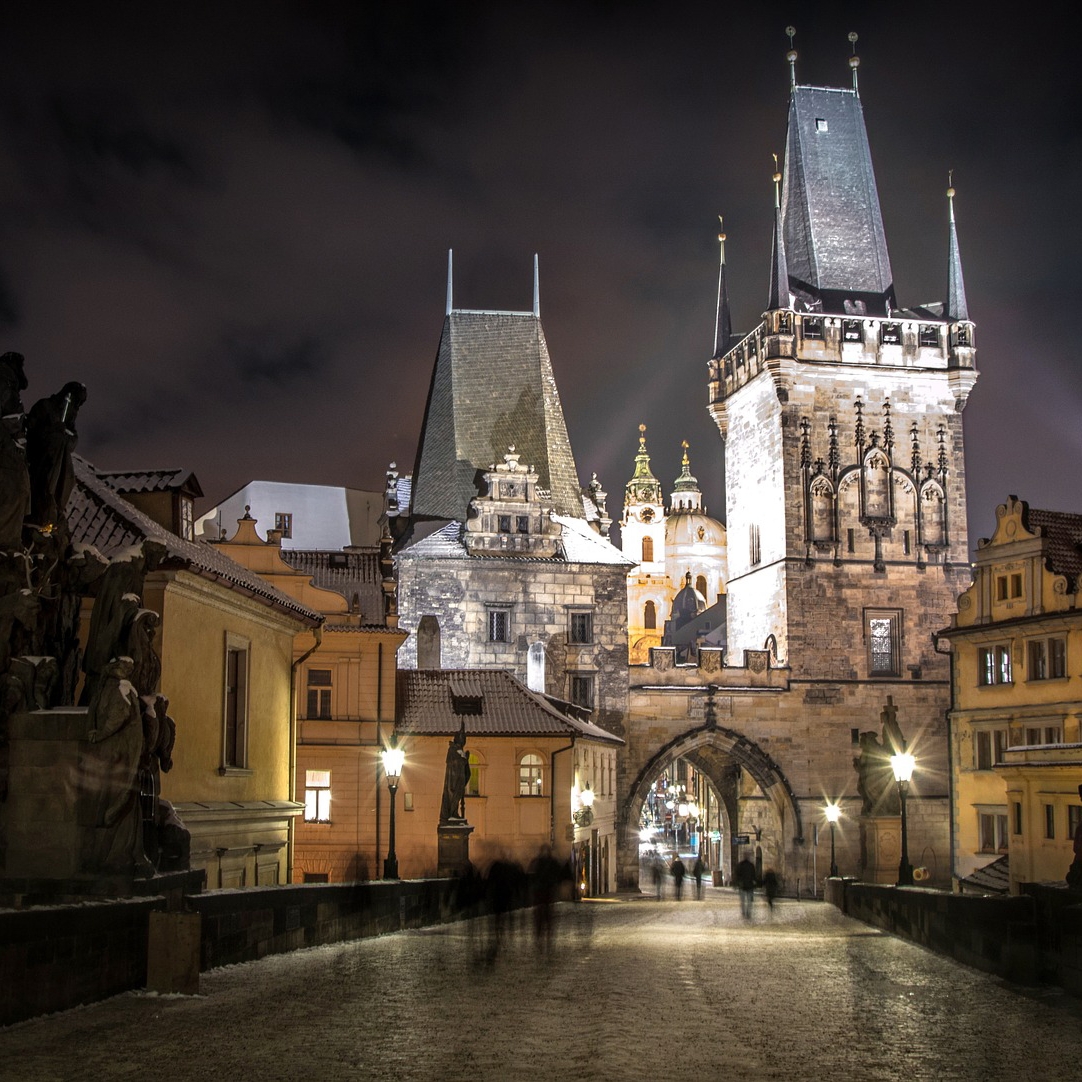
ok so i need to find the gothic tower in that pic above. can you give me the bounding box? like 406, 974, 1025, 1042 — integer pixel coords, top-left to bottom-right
707, 46, 977, 684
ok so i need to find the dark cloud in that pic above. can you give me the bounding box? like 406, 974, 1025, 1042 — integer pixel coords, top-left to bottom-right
0, 0, 1073, 548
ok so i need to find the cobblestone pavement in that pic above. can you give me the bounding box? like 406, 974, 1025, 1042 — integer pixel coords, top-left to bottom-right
3, 889, 1082, 1082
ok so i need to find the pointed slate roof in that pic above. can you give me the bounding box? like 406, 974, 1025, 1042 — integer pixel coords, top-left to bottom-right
947, 186, 969, 322
781, 84, 895, 313
712, 230, 732, 358
410, 310, 584, 522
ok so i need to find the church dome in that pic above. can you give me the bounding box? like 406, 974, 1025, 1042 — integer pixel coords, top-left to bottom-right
666, 510, 726, 549
670, 571, 706, 630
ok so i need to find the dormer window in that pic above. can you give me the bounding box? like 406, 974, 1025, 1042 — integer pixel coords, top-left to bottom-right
815, 118, 828, 132
179, 497, 194, 541
452, 694, 482, 716
275, 512, 293, 538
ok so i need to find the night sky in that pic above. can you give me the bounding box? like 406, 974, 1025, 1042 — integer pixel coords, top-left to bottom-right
1, 2, 1078, 549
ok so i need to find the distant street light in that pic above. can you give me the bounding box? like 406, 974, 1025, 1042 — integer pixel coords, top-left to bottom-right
824, 803, 840, 878
382, 744, 405, 880
890, 752, 915, 887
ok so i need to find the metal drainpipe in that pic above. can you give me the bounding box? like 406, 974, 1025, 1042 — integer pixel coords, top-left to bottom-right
289, 624, 324, 883
550, 740, 575, 847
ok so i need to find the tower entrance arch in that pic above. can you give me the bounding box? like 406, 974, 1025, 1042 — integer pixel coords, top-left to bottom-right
620, 721, 804, 890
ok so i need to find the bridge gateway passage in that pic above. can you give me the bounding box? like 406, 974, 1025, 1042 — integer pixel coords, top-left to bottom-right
2, 891, 1080, 1081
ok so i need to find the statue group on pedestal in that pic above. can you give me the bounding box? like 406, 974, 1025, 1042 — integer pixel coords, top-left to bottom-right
0, 351, 188, 878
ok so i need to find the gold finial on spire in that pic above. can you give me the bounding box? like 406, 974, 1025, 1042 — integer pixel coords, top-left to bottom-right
772, 154, 782, 208
848, 31, 860, 92
639, 423, 647, 449
786, 26, 797, 87
947, 169, 956, 221
681, 439, 690, 466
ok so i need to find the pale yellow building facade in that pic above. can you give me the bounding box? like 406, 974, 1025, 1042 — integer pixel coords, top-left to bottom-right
942, 495, 1082, 892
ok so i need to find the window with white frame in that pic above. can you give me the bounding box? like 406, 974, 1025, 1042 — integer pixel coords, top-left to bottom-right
518, 753, 544, 796
304, 770, 332, 822
865, 609, 901, 677
306, 668, 332, 719
977, 810, 1008, 853
1028, 637, 1067, 680
222, 635, 250, 770
978, 644, 1012, 686
274, 512, 293, 538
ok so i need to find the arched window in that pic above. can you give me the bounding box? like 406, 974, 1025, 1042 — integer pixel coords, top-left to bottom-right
518, 753, 544, 796
644, 600, 656, 630
695, 575, 708, 598
642, 536, 654, 563
809, 476, 834, 543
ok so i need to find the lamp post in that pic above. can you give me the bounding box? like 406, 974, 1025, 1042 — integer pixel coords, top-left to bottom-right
824, 803, 840, 878
382, 744, 404, 880
890, 751, 915, 886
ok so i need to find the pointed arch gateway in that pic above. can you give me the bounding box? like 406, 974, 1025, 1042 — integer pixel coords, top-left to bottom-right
621, 723, 804, 884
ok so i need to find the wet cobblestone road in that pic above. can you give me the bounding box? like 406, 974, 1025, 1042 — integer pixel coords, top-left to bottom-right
3, 889, 1081, 1081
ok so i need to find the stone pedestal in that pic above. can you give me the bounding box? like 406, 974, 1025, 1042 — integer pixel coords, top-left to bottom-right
2, 709, 92, 878
861, 814, 902, 884
437, 822, 474, 878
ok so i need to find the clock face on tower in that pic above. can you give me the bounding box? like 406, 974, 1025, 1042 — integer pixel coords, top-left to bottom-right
640, 508, 654, 522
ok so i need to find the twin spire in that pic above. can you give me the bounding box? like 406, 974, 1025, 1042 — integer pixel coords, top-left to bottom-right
445, 249, 541, 317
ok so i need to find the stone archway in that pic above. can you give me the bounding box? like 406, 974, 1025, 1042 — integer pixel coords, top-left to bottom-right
619, 722, 804, 890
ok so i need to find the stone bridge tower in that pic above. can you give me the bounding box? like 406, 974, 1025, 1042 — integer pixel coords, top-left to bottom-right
619, 40, 977, 891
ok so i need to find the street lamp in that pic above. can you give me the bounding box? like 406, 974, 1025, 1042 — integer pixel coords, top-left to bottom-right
824, 803, 840, 878
890, 751, 915, 887
382, 744, 404, 879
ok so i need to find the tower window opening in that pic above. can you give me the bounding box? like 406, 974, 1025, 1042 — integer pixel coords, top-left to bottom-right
815, 117, 828, 132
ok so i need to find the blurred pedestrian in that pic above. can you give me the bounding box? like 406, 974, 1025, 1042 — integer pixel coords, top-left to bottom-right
670, 854, 686, 900
651, 853, 663, 899
692, 854, 705, 899
529, 844, 562, 953
735, 853, 756, 920
763, 868, 779, 913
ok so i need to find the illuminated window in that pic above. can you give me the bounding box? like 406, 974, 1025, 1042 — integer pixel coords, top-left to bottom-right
978, 644, 1012, 686
518, 753, 544, 796
304, 770, 331, 823
466, 752, 482, 797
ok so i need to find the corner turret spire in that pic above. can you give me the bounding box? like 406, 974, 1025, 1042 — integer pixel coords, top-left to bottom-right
848, 32, 860, 95
446, 249, 453, 316
670, 440, 703, 512
947, 174, 969, 322
533, 253, 540, 318
713, 217, 732, 359
768, 156, 790, 311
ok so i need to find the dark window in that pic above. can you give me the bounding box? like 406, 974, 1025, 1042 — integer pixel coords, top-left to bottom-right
644, 600, 656, 630
569, 674, 595, 711
224, 645, 248, 768
498, 515, 511, 534
1045, 804, 1056, 840
642, 536, 654, 563
882, 323, 901, 344
1013, 802, 1023, 835
846, 528, 855, 554
903, 530, 911, 555
1051, 637, 1067, 678
487, 609, 510, 642
516, 516, 529, 534
306, 668, 332, 719
976, 731, 992, 770
569, 611, 593, 645
452, 695, 482, 715
803, 317, 823, 340
866, 610, 901, 677
842, 320, 861, 342
919, 325, 939, 347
